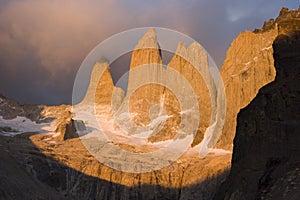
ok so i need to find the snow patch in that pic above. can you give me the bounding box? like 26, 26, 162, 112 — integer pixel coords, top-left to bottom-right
0, 116, 52, 137
262, 46, 272, 51
244, 61, 252, 66
74, 105, 230, 158
189, 142, 232, 156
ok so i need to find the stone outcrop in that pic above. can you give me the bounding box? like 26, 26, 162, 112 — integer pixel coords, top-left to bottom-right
114, 29, 216, 144
55, 117, 86, 141
128, 28, 162, 72
217, 20, 278, 150
78, 61, 124, 116
126, 28, 164, 122
168, 42, 217, 146
254, 6, 300, 34
94, 62, 115, 106
215, 7, 300, 200
81, 62, 113, 106
125, 29, 172, 141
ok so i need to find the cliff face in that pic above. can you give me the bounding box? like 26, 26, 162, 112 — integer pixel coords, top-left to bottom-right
80, 62, 120, 113
124, 31, 173, 140
168, 42, 217, 146
218, 7, 300, 150
128, 28, 162, 71
218, 23, 278, 150
215, 8, 300, 200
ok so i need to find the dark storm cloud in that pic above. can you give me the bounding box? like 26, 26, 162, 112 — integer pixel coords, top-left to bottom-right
0, 0, 298, 105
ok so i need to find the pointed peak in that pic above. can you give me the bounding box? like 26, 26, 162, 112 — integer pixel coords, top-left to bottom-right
95, 57, 109, 65
94, 60, 110, 69
174, 42, 188, 58
189, 41, 204, 51
187, 41, 207, 62
169, 40, 209, 72
177, 41, 188, 50
90, 61, 111, 81
144, 28, 156, 38
135, 28, 159, 49
173, 41, 206, 61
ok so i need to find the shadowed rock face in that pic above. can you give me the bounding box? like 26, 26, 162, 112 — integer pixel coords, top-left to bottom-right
0, 135, 67, 200
56, 118, 86, 141
215, 9, 300, 200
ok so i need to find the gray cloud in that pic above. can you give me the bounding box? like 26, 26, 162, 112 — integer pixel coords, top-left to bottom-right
0, 0, 298, 105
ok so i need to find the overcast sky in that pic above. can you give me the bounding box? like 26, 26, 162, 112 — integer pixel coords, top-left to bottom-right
0, 0, 298, 105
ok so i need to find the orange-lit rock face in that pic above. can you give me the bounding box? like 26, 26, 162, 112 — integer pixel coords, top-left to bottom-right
29, 133, 231, 190
130, 48, 163, 69
168, 52, 212, 146
129, 28, 162, 70
218, 27, 278, 150
80, 29, 219, 166
95, 67, 114, 108
93, 63, 124, 117
128, 83, 181, 142
126, 30, 216, 145
127, 29, 163, 96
